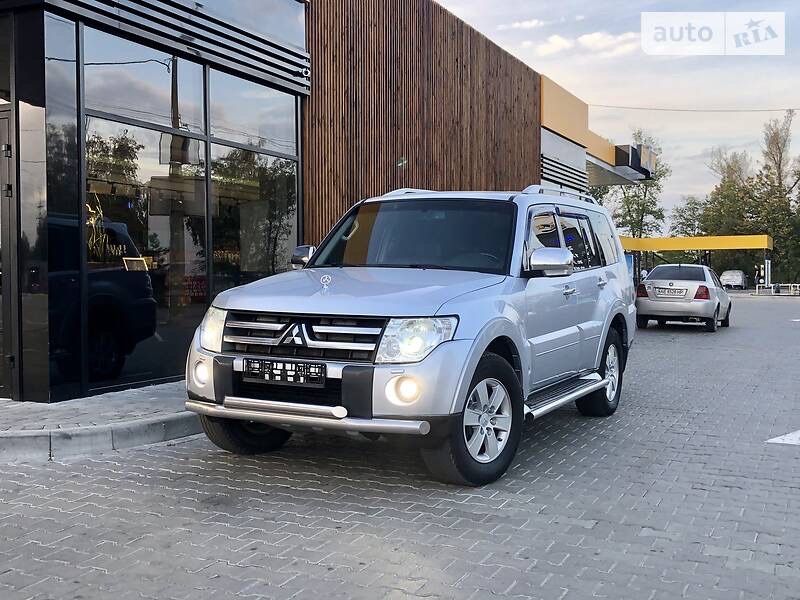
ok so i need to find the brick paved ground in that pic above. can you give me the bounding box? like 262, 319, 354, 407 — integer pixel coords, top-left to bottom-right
0, 295, 798, 599
0, 382, 185, 432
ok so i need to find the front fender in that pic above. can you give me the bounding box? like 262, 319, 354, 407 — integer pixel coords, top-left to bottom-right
448, 317, 528, 414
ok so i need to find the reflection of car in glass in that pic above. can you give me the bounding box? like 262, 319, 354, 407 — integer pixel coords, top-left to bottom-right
636, 264, 732, 332
49, 216, 157, 381
720, 270, 747, 290
186, 187, 636, 486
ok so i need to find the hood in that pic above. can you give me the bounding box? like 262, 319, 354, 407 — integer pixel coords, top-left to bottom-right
214, 267, 506, 316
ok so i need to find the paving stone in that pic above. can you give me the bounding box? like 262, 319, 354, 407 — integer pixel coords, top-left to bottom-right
0, 295, 797, 599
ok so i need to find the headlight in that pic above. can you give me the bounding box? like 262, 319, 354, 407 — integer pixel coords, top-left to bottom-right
199, 306, 227, 352
376, 317, 458, 364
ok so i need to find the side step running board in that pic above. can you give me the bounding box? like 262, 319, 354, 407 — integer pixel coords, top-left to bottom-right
524, 374, 609, 419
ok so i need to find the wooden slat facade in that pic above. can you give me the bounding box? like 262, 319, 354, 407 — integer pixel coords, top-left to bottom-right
302, 0, 542, 243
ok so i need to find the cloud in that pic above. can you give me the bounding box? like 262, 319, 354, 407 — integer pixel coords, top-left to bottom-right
498, 19, 545, 30
525, 34, 575, 57
577, 31, 640, 58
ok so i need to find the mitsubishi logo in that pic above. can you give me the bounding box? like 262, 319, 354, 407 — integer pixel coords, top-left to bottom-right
280, 324, 307, 346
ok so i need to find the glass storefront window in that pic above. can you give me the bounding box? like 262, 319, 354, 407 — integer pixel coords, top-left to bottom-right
210, 70, 297, 155
84, 118, 207, 388
0, 16, 9, 104
84, 28, 205, 134
210, 144, 297, 295
45, 14, 83, 398
197, 0, 306, 49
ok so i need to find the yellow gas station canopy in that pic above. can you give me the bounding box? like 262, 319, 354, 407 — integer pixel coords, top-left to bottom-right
620, 235, 773, 252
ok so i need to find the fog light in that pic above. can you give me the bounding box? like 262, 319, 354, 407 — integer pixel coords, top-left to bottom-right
398, 377, 420, 401
387, 375, 421, 406
194, 361, 209, 386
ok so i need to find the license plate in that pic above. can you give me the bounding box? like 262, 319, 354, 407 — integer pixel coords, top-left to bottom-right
655, 287, 686, 297
243, 359, 326, 387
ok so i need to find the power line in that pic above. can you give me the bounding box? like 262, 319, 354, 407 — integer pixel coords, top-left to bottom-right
590, 104, 799, 113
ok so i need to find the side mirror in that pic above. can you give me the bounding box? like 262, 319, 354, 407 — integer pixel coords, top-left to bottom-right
525, 247, 574, 277
291, 245, 316, 270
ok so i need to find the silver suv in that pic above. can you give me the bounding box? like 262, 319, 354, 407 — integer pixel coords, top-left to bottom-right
186, 186, 636, 485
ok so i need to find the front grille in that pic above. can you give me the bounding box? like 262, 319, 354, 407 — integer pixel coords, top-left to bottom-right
222, 311, 387, 363
234, 376, 342, 407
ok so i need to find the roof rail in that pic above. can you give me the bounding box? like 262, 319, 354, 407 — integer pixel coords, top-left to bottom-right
382, 188, 432, 197
521, 184, 597, 205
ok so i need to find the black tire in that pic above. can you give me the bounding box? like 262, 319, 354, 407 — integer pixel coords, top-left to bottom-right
636, 316, 649, 329
576, 329, 623, 417
199, 415, 292, 454
721, 305, 731, 328
88, 325, 125, 381
420, 353, 523, 486
657, 319, 667, 327
704, 307, 719, 332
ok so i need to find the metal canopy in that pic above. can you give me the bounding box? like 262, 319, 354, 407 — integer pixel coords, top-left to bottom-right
620, 235, 774, 252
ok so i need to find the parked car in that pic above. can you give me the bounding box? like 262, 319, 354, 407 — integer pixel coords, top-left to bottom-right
48, 215, 158, 382
636, 264, 731, 332
720, 269, 747, 290
185, 186, 636, 485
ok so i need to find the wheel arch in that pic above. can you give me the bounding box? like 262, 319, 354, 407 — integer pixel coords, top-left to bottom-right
449, 319, 528, 414
596, 309, 630, 370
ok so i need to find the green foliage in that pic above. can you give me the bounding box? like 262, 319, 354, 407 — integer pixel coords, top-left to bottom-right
690, 110, 800, 282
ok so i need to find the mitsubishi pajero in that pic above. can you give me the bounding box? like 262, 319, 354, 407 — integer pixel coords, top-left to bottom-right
186, 186, 636, 485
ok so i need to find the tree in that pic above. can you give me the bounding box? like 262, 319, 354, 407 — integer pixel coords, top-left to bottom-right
670, 195, 707, 237
698, 110, 800, 282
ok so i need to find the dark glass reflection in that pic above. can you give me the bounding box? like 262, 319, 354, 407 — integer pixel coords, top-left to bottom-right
0, 15, 10, 105
44, 14, 82, 399
84, 28, 204, 134
198, 0, 306, 49
211, 144, 297, 295
210, 70, 297, 155
84, 118, 206, 388
16, 10, 50, 401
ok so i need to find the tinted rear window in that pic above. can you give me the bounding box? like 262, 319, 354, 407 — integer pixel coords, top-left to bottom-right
647, 265, 706, 281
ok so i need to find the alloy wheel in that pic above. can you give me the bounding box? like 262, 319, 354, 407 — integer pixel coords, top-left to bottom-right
462, 378, 512, 463
605, 345, 619, 402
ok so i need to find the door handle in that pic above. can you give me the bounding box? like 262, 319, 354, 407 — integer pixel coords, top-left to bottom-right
563, 286, 577, 296
597, 277, 608, 288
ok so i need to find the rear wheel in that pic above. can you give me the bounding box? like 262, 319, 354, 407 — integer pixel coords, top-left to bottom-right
721, 305, 731, 327
636, 316, 649, 329
657, 319, 667, 327
420, 353, 523, 486
199, 415, 292, 454
704, 307, 719, 332
576, 329, 623, 417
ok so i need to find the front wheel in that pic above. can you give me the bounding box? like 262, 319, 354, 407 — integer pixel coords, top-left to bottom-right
420, 353, 523, 486
199, 415, 292, 454
576, 329, 623, 417
636, 316, 649, 329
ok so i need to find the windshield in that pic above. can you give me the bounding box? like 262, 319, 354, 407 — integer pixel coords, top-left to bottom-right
309, 199, 515, 275
647, 265, 707, 282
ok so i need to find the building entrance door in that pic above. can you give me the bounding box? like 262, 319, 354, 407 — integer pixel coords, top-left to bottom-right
0, 113, 14, 398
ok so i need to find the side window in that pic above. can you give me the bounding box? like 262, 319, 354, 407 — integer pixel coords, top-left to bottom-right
588, 212, 619, 265
559, 213, 600, 269
577, 218, 602, 268
527, 210, 561, 250
710, 270, 722, 287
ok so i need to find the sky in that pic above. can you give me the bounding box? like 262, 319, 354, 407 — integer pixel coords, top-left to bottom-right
435, 0, 800, 218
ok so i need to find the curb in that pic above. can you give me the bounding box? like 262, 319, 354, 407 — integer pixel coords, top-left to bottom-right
0, 411, 202, 462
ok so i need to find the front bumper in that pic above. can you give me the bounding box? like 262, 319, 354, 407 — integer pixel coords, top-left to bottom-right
636, 297, 716, 319
185, 331, 473, 437
187, 398, 431, 435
